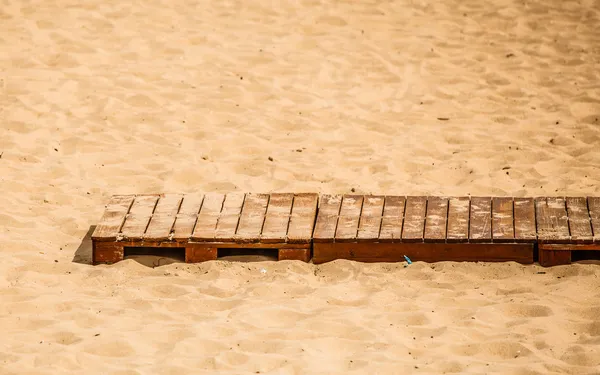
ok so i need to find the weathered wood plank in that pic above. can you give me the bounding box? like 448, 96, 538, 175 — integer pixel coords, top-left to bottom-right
335, 195, 364, 242
357, 196, 385, 242
178, 194, 205, 215
92, 195, 135, 241
191, 193, 225, 241
588, 197, 600, 243
379, 196, 405, 242
535, 197, 570, 243
172, 194, 204, 241
566, 197, 593, 243
153, 194, 183, 215
313, 242, 534, 264
514, 197, 537, 243
120, 195, 160, 240
235, 193, 269, 243
261, 193, 294, 243
402, 196, 427, 242
313, 194, 342, 242
144, 194, 183, 241
492, 197, 514, 242
447, 197, 470, 242
424, 197, 448, 242
287, 193, 319, 243
469, 197, 491, 243
214, 193, 245, 241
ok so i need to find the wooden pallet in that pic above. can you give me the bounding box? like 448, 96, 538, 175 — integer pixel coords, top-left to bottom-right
91, 193, 318, 264
91, 193, 600, 267
312, 195, 536, 264
536, 197, 600, 266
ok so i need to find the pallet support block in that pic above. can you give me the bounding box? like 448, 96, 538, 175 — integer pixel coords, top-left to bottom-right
185, 245, 218, 263
92, 241, 125, 264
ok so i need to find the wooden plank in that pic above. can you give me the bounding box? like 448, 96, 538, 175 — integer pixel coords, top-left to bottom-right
379, 196, 405, 242
214, 193, 245, 241
313, 194, 342, 242
469, 197, 491, 243
492, 197, 514, 243
513, 197, 536, 243
535, 197, 570, 243
566, 197, 593, 243
424, 197, 448, 242
312, 242, 534, 264
235, 193, 269, 243
287, 193, 319, 243
191, 193, 225, 241
261, 193, 294, 243
447, 197, 470, 242
335, 195, 364, 242
144, 194, 183, 241
401, 196, 427, 242
153, 194, 183, 215
172, 194, 204, 241
92, 195, 135, 241
357, 196, 385, 242
538, 243, 600, 251
588, 197, 600, 243
120, 195, 160, 240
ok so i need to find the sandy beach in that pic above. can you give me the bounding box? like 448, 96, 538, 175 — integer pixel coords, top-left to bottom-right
2, 0, 600, 373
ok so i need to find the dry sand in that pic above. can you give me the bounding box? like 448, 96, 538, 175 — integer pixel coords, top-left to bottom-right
2, 0, 600, 373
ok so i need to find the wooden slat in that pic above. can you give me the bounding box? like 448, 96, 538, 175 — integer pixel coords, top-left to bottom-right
379, 196, 405, 242
261, 193, 294, 243
144, 194, 183, 241
172, 194, 204, 241
402, 196, 427, 242
120, 195, 160, 240
313, 195, 342, 242
513, 198, 536, 243
535, 197, 570, 243
92, 195, 135, 240
447, 197, 470, 243
469, 197, 491, 243
492, 197, 514, 242
566, 197, 592, 243
588, 197, 600, 243
335, 195, 364, 242
287, 193, 319, 243
424, 197, 448, 242
357, 196, 385, 242
235, 193, 269, 243
191, 193, 225, 241
153, 194, 183, 215
214, 193, 245, 241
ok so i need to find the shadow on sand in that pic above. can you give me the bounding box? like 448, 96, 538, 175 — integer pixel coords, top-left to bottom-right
73, 225, 95, 265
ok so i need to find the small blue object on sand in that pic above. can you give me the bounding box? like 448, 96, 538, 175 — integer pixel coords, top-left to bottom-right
404, 255, 412, 265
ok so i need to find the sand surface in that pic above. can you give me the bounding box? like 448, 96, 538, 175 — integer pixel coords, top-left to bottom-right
2, 0, 600, 373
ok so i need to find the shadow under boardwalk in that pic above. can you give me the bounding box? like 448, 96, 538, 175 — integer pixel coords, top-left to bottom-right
73, 225, 95, 265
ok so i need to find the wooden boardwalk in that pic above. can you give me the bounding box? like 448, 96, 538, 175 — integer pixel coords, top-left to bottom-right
313, 195, 536, 264
91, 194, 600, 267
91, 193, 318, 264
